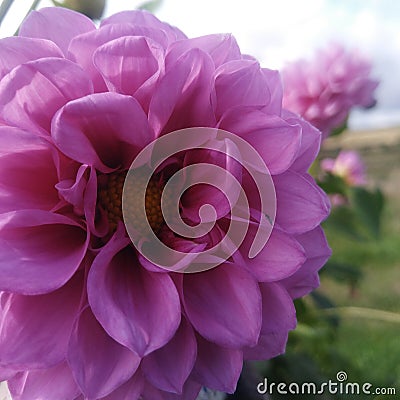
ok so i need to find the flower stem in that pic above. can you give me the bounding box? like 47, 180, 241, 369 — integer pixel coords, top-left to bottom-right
14, 0, 41, 35
322, 306, 400, 324
0, 0, 15, 26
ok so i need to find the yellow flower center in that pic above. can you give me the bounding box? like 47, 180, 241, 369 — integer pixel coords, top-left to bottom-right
98, 172, 165, 233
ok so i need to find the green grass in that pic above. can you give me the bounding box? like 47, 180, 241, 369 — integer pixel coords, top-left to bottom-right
317, 198, 400, 395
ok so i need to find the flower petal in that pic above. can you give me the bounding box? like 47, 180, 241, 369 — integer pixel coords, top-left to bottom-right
242, 227, 306, 282
141, 379, 201, 400
100, 10, 186, 43
183, 263, 261, 348
100, 370, 144, 400
181, 141, 243, 223
7, 362, 80, 400
0, 210, 88, 294
94, 36, 163, 93
261, 68, 283, 115
0, 36, 63, 79
93, 35, 164, 109
88, 232, 181, 356
244, 282, 296, 360
273, 171, 330, 233
0, 272, 84, 369
193, 335, 242, 393
0, 365, 18, 381
166, 34, 241, 68
243, 332, 289, 360
0, 126, 59, 213
19, 7, 95, 56
213, 60, 271, 119
148, 48, 215, 135
283, 110, 322, 173
142, 318, 197, 394
68, 23, 167, 92
52, 92, 152, 172
68, 307, 140, 399
219, 110, 302, 174
0, 58, 93, 136
259, 282, 297, 334
282, 226, 331, 298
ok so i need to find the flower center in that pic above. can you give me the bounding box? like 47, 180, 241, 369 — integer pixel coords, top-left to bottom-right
98, 172, 165, 233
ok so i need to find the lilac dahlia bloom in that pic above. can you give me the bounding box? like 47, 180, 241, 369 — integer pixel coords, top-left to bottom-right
282, 43, 379, 139
0, 7, 331, 400
321, 150, 367, 186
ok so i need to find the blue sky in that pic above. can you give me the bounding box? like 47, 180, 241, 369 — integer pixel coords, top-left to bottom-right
1, 0, 399, 129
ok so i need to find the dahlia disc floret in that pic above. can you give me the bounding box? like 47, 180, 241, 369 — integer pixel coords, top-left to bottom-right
0, 7, 331, 400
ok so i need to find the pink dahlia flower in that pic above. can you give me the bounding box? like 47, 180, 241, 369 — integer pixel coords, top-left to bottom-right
320, 150, 367, 207
321, 150, 367, 186
0, 7, 331, 400
282, 43, 379, 139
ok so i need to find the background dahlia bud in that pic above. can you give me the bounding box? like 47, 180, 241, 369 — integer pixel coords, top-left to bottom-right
52, 0, 106, 19
321, 150, 367, 187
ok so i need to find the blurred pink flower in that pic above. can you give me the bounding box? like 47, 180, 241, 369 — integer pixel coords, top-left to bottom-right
282, 43, 379, 138
0, 7, 331, 400
321, 150, 367, 186
321, 150, 367, 207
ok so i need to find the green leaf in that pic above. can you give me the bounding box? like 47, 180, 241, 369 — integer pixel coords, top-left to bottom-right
317, 172, 347, 195
310, 291, 339, 328
349, 187, 385, 238
322, 260, 362, 285
323, 205, 366, 241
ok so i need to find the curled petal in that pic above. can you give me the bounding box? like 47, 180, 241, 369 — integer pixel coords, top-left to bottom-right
0, 127, 59, 213
19, 7, 95, 56
94, 35, 164, 108
68, 23, 167, 91
52, 92, 152, 172
181, 141, 243, 223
